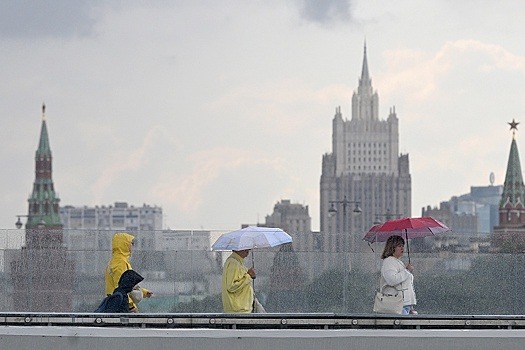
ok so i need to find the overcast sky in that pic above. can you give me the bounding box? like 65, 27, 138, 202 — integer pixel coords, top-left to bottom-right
1, 0, 524, 231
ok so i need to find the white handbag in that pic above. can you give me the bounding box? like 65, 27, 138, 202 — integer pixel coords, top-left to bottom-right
373, 286, 403, 314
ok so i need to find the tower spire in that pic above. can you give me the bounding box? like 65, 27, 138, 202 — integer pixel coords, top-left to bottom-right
352, 41, 378, 120
500, 120, 525, 207
360, 41, 370, 85
27, 105, 62, 229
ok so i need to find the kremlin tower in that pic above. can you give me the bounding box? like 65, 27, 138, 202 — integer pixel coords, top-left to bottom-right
493, 119, 525, 252
10, 105, 74, 311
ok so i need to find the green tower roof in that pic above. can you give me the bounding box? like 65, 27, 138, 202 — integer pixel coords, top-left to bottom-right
501, 120, 525, 207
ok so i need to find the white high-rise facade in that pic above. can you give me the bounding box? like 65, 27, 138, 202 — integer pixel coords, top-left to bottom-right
320, 45, 411, 253
60, 202, 162, 231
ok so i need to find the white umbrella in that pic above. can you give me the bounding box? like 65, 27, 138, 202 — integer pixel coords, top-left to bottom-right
212, 226, 293, 294
211, 226, 293, 251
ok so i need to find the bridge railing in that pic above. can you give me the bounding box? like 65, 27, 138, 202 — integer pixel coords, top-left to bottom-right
0, 228, 520, 315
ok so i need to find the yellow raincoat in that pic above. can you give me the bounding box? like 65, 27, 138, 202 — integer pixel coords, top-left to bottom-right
104, 232, 150, 311
221, 252, 254, 313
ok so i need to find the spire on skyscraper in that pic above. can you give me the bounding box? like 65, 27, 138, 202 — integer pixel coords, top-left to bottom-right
352, 42, 378, 120
360, 41, 370, 85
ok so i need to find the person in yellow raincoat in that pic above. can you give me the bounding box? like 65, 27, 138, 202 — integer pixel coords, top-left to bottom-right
221, 249, 256, 313
104, 232, 152, 312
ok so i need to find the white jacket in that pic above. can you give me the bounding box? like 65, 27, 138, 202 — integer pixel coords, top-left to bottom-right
379, 256, 416, 306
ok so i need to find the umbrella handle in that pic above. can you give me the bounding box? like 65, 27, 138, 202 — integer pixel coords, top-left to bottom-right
405, 230, 411, 264
251, 251, 255, 293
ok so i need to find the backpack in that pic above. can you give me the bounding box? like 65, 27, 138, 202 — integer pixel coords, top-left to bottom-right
94, 291, 125, 313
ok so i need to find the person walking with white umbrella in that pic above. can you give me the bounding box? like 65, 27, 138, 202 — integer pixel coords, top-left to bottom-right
213, 226, 292, 313
221, 249, 256, 313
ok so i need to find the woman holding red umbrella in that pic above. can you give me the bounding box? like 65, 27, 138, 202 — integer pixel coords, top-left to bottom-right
380, 235, 417, 315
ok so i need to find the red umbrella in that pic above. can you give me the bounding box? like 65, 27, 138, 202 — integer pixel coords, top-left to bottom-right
363, 217, 451, 263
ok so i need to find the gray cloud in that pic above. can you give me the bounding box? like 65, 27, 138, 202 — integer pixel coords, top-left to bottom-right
0, 0, 102, 38
297, 0, 353, 25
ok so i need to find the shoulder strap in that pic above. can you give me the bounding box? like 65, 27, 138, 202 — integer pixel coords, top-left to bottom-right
379, 283, 402, 293
95, 295, 110, 312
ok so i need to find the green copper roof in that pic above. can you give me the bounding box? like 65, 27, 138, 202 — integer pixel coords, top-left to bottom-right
36, 119, 51, 157
501, 138, 525, 206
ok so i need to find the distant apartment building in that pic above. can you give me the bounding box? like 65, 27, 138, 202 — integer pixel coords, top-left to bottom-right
421, 183, 502, 252
451, 184, 502, 234
60, 202, 162, 231
265, 199, 311, 234
423, 201, 478, 234
264, 199, 321, 252
156, 229, 221, 251
422, 183, 502, 235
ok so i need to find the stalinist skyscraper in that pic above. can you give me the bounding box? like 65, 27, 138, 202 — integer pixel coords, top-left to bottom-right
320, 44, 411, 253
